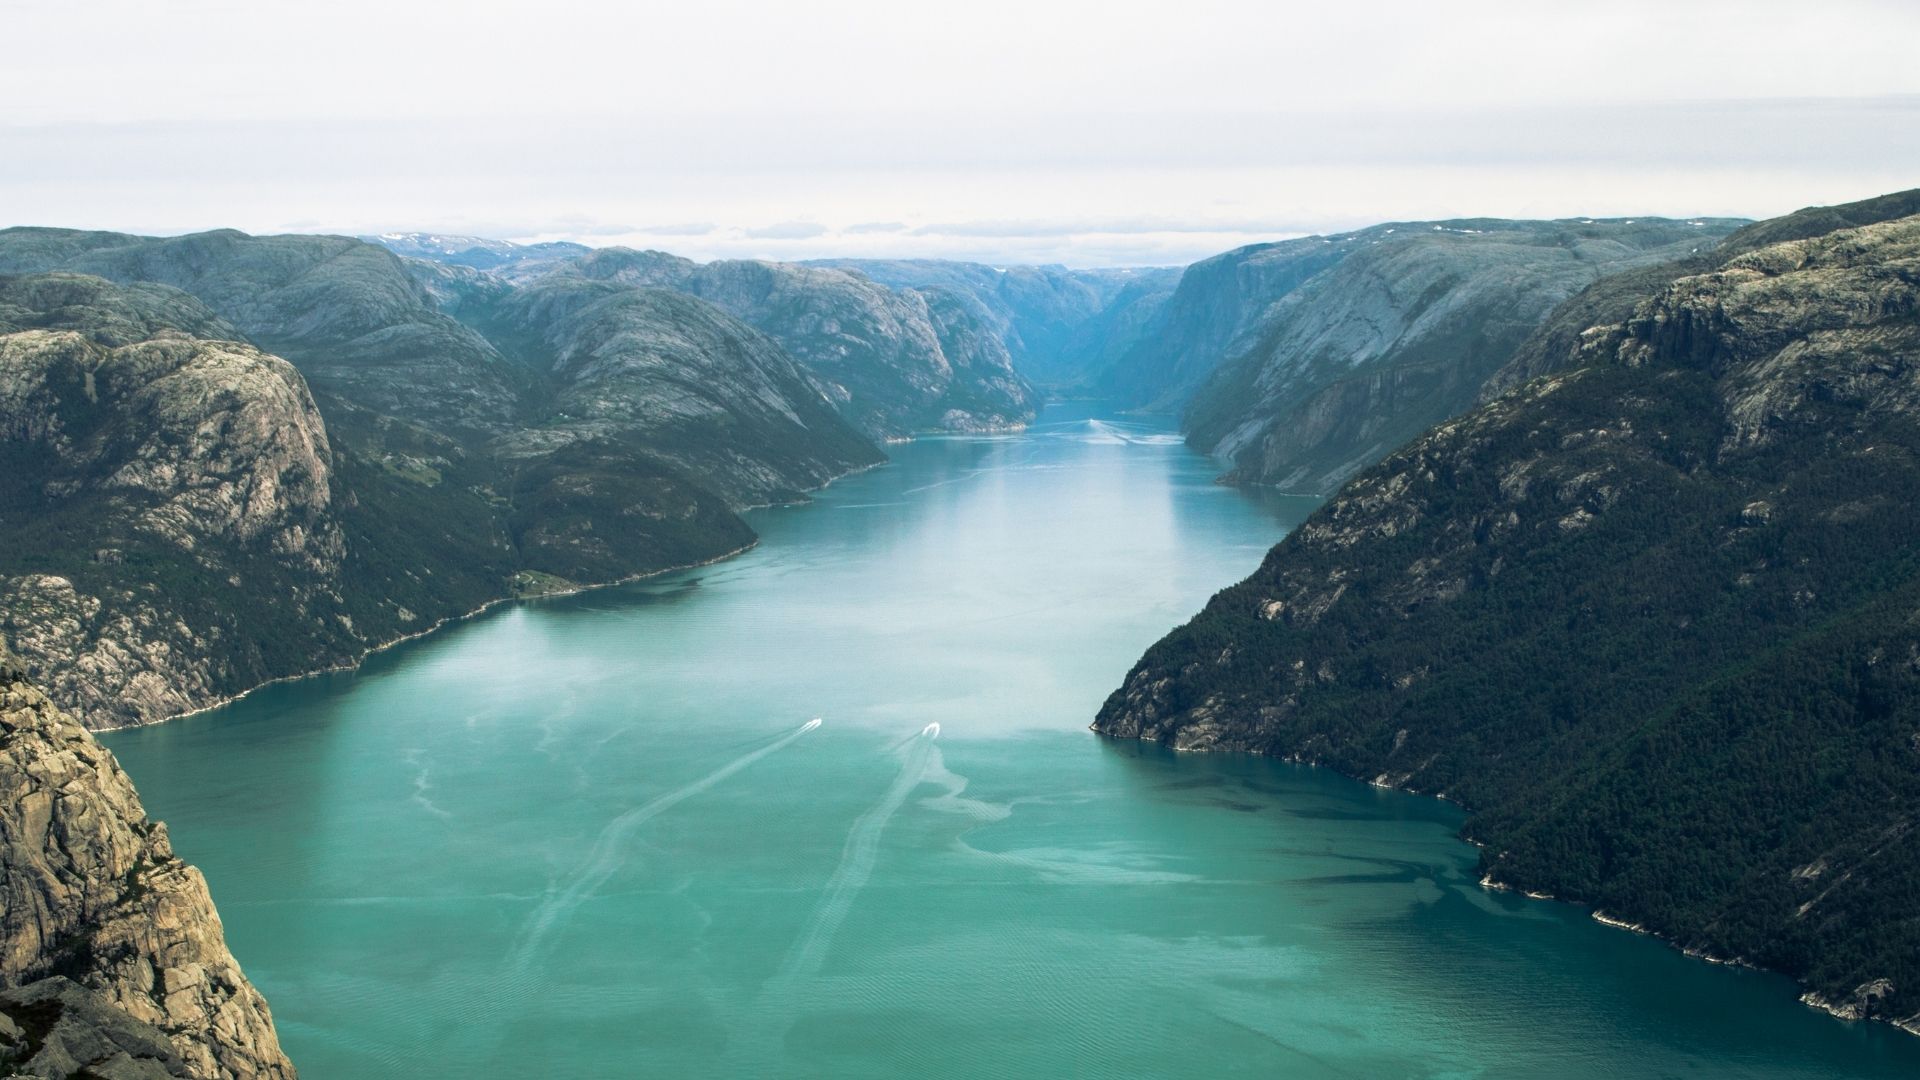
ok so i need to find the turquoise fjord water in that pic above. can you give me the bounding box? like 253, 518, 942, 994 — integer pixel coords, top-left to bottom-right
106, 405, 1920, 1079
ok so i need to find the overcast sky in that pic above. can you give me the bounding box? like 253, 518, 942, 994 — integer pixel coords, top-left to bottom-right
5, 0, 1918, 266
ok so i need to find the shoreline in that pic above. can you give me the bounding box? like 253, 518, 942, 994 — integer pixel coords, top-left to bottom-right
122, 410, 1085, 733
1090, 726, 1920, 1041
131, 432, 940, 733
154, 540, 762, 729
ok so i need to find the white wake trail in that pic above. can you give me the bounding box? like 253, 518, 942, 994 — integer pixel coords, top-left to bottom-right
731, 724, 939, 1070
781, 723, 938, 982
510, 717, 822, 971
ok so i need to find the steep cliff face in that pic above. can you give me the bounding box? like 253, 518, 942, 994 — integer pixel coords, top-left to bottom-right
1096, 207, 1920, 1029
1486, 189, 1920, 401
0, 643, 294, 1078
1097, 236, 1353, 410
556, 250, 1037, 438
1177, 218, 1740, 493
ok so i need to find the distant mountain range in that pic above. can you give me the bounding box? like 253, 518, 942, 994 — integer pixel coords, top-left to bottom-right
363, 231, 591, 272
803, 259, 1182, 389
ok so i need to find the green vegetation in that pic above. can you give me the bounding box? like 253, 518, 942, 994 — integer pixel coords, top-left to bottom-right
1098, 192, 1920, 1025
0, 232, 885, 728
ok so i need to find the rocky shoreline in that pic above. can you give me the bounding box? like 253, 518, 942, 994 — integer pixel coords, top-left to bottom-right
154, 539, 762, 731
1096, 728, 1920, 1040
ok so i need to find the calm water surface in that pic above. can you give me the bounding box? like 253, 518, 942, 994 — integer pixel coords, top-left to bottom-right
107, 405, 1920, 1078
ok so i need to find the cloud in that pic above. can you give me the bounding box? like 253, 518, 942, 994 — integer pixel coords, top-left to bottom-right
633, 222, 717, 236
843, 221, 908, 234
910, 218, 1317, 239
742, 221, 829, 240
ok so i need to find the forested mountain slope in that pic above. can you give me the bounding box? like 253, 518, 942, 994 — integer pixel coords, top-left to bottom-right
0, 230, 884, 728
519, 248, 1038, 438
1097, 199, 1920, 1031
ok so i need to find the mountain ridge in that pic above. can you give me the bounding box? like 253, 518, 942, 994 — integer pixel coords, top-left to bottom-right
0, 231, 884, 730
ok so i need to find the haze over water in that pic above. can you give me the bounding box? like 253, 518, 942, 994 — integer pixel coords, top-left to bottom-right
107, 405, 1920, 1078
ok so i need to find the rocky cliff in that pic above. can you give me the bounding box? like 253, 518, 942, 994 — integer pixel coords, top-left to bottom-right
481, 273, 880, 509
1098, 236, 1355, 411
1172, 218, 1741, 493
1485, 189, 1920, 400
1096, 196, 1920, 1031
0, 229, 526, 437
0, 642, 294, 1078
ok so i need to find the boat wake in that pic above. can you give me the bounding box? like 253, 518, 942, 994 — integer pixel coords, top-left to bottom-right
778, 722, 938, 982
508, 717, 822, 973
733, 723, 940, 1066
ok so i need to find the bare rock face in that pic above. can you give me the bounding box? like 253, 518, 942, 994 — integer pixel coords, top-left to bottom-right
0, 976, 194, 1079
0, 229, 522, 437
0, 643, 294, 1078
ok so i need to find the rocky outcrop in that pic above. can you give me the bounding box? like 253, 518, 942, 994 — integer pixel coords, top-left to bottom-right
0, 229, 525, 437
486, 274, 880, 503
1096, 202, 1920, 1032
0, 642, 294, 1078
0, 977, 194, 1079
1484, 188, 1920, 401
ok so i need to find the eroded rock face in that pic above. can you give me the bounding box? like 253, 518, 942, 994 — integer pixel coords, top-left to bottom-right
1096, 202, 1920, 1031
0, 644, 294, 1078
486, 275, 881, 506
0, 976, 193, 1079
0, 229, 522, 437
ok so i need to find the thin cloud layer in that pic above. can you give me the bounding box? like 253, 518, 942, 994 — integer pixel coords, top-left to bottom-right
2, 2, 1915, 266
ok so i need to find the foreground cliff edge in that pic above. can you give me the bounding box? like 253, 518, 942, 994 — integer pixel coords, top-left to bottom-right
1096, 190, 1920, 1034
0, 640, 294, 1078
